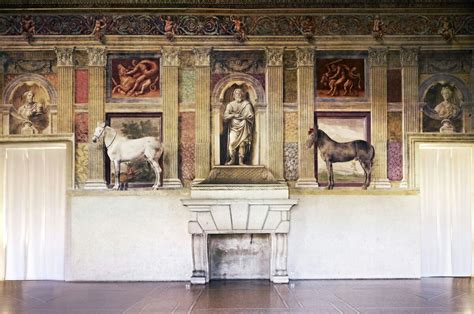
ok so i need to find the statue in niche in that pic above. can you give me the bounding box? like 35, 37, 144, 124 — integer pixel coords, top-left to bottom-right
434, 86, 461, 133
10, 90, 48, 134
223, 88, 254, 165
422, 83, 463, 133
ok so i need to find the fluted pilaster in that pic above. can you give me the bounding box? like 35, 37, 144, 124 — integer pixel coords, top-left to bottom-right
266, 47, 284, 181
295, 47, 318, 187
84, 47, 107, 190
55, 47, 75, 133
0, 54, 7, 135
193, 47, 212, 182
400, 47, 419, 188
162, 47, 182, 188
369, 48, 391, 189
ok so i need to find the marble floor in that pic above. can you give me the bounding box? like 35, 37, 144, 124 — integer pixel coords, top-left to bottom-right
0, 278, 473, 313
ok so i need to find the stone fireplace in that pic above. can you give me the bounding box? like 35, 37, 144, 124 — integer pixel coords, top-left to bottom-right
182, 167, 297, 284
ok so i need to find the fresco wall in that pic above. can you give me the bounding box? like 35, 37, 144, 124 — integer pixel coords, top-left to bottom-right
0, 8, 473, 189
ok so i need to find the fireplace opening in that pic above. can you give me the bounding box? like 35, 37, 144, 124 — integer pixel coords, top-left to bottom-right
208, 234, 271, 280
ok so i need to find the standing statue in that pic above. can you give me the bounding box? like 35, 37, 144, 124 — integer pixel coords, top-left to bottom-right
434, 86, 461, 133
223, 88, 254, 165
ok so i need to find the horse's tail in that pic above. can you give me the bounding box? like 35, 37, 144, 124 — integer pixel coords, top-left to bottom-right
370, 144, 375, 166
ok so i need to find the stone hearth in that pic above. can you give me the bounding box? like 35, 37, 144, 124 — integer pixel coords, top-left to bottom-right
182, 169, 297, 284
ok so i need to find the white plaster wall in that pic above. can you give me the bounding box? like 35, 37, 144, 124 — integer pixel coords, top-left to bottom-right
67, 190, 192, 281
67, 190, 420, 281
288, 193, 421, 279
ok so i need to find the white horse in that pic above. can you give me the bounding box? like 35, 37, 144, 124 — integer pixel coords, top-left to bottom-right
92, 122, 163, 190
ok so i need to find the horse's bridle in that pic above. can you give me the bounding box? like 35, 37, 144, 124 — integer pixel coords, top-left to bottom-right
104, 127, 117, 149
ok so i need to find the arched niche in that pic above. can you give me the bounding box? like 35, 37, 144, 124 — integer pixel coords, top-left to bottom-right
211, 73, 266, 166
419, 74, 471, 132
3, 74, 57, 134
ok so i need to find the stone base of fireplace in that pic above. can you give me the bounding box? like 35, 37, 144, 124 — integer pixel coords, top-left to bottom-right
182, 182, 297, 284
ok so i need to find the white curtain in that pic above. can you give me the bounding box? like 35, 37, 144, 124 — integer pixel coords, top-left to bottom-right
4, 145, 66, 280
420, 145, 472, 277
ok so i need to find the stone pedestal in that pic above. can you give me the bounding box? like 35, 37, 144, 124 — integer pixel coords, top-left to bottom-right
182, 168, 297, 284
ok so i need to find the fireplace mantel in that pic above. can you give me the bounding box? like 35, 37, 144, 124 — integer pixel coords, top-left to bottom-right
182, 183, 297, 284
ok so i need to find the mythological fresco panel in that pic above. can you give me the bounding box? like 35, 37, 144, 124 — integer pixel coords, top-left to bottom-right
107, 54, 160, 103
316, 58, 365, 99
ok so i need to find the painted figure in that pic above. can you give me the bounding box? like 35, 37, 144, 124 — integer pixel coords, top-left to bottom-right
320, 60, 362, 97
434, 86, 461, 133
21, 15, 35, 43
12, 90, 47, 134
91, 17, 107, 43
112, 59, 159, 97
372, 15, 384, 40
231, 16, 247, 42
223, 88, 254, 165
439, 17, 454, 42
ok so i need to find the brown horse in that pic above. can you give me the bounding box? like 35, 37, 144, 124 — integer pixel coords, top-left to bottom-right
306, 128, 375, 189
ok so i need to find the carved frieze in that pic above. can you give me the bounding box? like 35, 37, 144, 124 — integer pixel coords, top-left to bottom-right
162, 47, 180, 66
86, 47, 106, 67
55, 47, 75, 67
5, 60, 54, 74
212, 51, 265, 74
0, 14, 473, 37
400, 47, 419, 67
295, 48, 314, 67
420, 52, 471, 74
193, 47, 212, 67
368, 48, 388, 67
265, 48, 284, 67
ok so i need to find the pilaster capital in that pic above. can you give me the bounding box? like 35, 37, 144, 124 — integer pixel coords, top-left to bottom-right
295, 47, 314, 67
400, 47, 419, 67
55, 47, 75, 67
86, 47, 107, 67
265, 47, 284, 67
162, 47, 180, 67
193, 47, 212, 67
368, 48, 388, 67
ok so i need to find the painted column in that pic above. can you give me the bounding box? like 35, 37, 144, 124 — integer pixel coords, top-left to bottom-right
369, 48, 391, 189
193, 47, 212, 183
466, 50, 474, 133
0, 54, 7, 135
162, 47, 183, 188
55, 48, 75, 133
265, 48, 285, 181
295, 47, 318, 188
400, 47, 419, 188
84, 47, 107, 190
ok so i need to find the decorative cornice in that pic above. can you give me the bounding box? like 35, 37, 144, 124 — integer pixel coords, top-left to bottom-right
55, 47, 75, 67
193, 47, 212, 67
295, 47, 314, 67
368, 48, 388, 67
162, 47, 180, 66
0, 0, 472, 9
0, 14, 473, 37
265, 47, 284, 67
400, 47, 419, 67
86, 47, 106, 67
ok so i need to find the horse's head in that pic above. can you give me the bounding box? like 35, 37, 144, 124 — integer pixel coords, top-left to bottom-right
305, 127, 317, 149
92, 121, 106, 143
